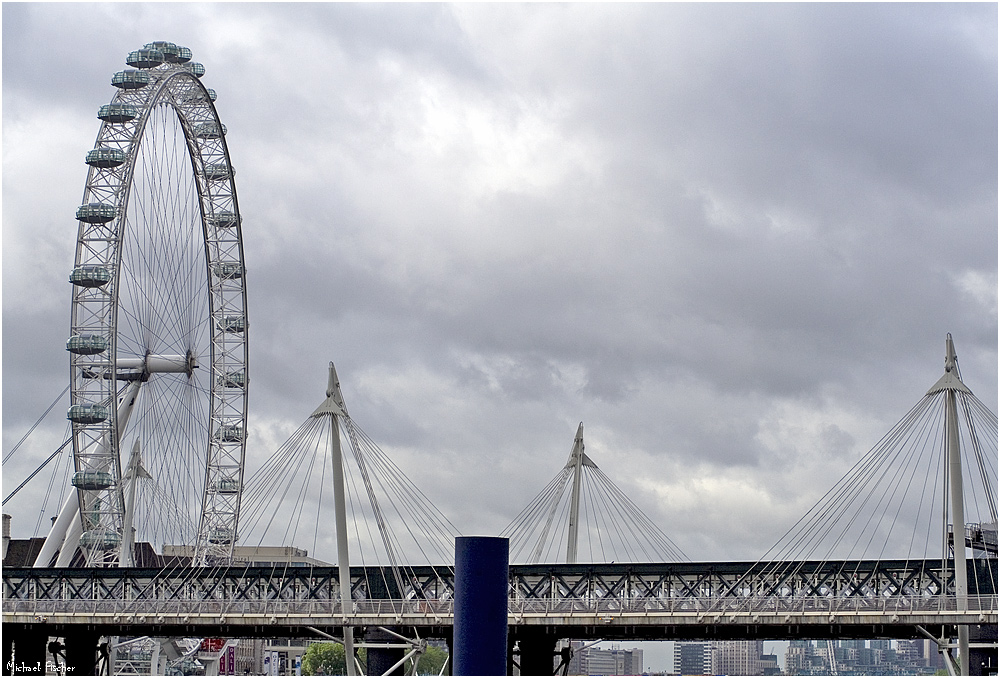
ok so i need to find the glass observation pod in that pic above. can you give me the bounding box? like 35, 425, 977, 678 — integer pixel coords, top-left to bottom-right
66, 334, 108, 355
209, 211, 240, 228
181, 62, 206, 78
111, 69, 151, 90
79, 530, 122, 550
97, 104, 138, 124
126, 48, 164, 69
76, 203, 116, 224
71, 470, 114, 491
67, 404, 110, 425
213, 262, 244, 280
208, 527, 236, 544
194, 122, 227, 139
203, 163, 234, 181
219, 315, 247, 333
86, 147, 127, 168
70, 265, 112, 288
212, 478, 240, 494
143, 41, 184, 63
218, 370, 247, 389
214, 424, 245, 443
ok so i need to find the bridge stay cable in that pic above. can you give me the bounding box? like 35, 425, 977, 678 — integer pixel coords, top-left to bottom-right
733, 334, 997, 671
502, 422, 689, 565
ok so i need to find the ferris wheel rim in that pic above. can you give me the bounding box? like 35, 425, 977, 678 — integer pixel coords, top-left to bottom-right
67, 45, 248, 566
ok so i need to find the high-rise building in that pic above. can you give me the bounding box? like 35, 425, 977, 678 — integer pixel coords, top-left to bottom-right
675, 642, 712, 676
711, 640, 764, 676
567, 643, 644, 676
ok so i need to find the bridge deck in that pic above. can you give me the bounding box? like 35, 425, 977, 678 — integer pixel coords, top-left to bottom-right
4, 559, 996, 640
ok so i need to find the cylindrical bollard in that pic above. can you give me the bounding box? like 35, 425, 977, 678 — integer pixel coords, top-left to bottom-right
453, 536, 509, 676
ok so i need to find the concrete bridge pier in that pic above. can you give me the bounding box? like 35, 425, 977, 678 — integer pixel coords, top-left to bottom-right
365, 627, 404, 675
3, 628, 47, 676
516, 632, 558, 675
969, 623, 998, 676
64, 632, 102, 675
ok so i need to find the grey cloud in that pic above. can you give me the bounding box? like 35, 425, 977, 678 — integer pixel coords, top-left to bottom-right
2, 3, 995, 562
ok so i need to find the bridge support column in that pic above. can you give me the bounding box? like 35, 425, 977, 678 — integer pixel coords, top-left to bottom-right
453, 536, 508, 676
4, 629, 47, 676
365, 627, 404, 675
64, 632, 101, 675
969, 624, 998, 676
516, 633, 557, 676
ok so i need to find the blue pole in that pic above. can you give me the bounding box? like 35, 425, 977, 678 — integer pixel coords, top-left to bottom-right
453, 536, 509, 676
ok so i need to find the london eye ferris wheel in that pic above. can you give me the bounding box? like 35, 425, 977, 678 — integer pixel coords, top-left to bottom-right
46, 42, 248, 567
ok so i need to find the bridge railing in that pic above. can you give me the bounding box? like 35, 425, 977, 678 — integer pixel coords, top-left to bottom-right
5, 594, 996, 621
509, 594, 999, 616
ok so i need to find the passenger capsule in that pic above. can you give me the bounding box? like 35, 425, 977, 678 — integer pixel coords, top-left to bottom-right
194, 122, 226, 139
66, 334, 108, 355
126, 48, 164, 69
212, 478, 240, 494
71, 471, 114, 491
70, 265, 112, 288
209, 211, 240, 229
206, 88, 218, 102
182, 62, 206, 78
79, 530, 122, 550
175, 46, 193, 63
76, 203, 116, 224
213, 262, 244, 280
111, 70, 151, 90
97, 104, 138, 124
208, 528, 236, 544
219, 315, 247, 333
85, 147, 127, 169
67, 404, 109, 425
218, 370, 247, 389
143, 41, 180, 62
203, 163, 234, 181
214, 424, 245, 443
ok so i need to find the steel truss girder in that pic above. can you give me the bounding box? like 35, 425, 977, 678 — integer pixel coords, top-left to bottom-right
6, 559, 995, 607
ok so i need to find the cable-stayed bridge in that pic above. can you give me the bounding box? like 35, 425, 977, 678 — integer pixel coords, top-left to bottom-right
4, 335, 997, 675
3, 43, 996, 676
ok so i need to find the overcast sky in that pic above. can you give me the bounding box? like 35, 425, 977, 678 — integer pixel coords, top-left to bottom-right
3, 3, 997, 565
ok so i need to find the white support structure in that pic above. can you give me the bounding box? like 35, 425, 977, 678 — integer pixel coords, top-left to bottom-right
310, 363, 356, 675
119, 439, 151, 567
36, 377, 142, 567
927, 334, 972, 675
566, 423, 586, 565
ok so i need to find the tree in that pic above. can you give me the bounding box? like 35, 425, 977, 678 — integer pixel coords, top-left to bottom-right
413, 645, 449, 676
302, 643, 345, 676
301, 643, 369, 676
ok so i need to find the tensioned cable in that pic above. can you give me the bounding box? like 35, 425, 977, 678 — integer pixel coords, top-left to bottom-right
503, 443, 689, 564
3, 437, 73, 505
736, 366, 998, 613
2, 384, 71, 465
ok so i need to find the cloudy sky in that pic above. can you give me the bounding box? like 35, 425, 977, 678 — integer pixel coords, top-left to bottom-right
3, 3, 997, 565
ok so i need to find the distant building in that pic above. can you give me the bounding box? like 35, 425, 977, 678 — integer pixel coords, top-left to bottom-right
758, 653, 780, 675
161, 544, 332, 566
568, 642, 644, 675
675, 642, 712, 676
711, 640, 764, 676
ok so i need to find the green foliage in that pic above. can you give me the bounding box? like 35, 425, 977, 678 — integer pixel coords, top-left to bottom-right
301, 640, 448, 676
302, 643, 344, 676
301, 643, 369, 676
413, 645, 449, 675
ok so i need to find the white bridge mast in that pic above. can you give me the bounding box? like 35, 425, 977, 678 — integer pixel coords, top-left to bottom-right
566, 423, 595, 565
310, 362, 356, 675
926, 334, 972, 674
